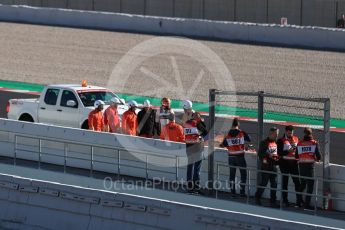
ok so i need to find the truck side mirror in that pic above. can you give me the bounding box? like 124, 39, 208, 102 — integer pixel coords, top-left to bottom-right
66, 100, 77, 107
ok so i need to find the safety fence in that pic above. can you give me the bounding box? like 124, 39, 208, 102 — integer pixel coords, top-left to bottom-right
208, 90, 331, 206
5, 132, 345, 215
215, 164, 345, 214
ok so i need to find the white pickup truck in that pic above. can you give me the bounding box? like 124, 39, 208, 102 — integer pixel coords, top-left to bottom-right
6, 83, 128, 129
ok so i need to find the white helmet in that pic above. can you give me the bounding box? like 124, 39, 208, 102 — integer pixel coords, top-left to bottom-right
94, 100, 105, 108
128, 100, 138, 108
143, 100, 151, 108
183, 100, 193, 110
110, 97, 121, 104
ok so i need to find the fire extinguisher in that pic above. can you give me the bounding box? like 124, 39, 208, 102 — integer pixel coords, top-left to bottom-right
324, 190, 333, 211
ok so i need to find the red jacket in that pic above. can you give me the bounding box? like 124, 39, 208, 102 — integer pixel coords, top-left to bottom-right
122, 110, 137, 136
160, 121, 185, 143
104, 106, 121, 133
88, 109, 104, 132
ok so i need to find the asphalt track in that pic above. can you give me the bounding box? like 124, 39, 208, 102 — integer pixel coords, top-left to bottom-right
1, 91, 344, 165
1, 22, 345, 118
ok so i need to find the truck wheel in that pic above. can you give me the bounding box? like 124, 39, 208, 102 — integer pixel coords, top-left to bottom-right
81, 120, 89, 130
19, 114, 34, 122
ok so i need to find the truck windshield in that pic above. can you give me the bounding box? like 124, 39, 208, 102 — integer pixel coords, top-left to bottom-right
77, 91, 122, 107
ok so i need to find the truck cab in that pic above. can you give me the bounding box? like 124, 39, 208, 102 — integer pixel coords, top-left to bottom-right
7, 83, 128, 129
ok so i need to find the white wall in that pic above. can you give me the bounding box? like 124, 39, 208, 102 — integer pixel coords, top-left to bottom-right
0, 118, 339, 211
0, 5, 345, 50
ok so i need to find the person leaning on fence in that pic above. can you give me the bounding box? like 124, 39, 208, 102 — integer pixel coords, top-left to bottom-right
277, 125, 302, 207
295, 127, 321, 210
182, 100, 208, 194
220, 118, 251, 197
255, 127, 280, 207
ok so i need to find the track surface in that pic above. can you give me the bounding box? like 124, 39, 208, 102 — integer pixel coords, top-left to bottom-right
1, 91, 344, 164
0, 22, 345, 118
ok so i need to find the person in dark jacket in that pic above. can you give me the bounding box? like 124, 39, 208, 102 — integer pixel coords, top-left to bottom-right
221, 118, 251, 197
295, 127, 321, 210
337, 14, 345, 28
255, 127, 280, 207
277, 125, 302, 207
137, 100, 159, 138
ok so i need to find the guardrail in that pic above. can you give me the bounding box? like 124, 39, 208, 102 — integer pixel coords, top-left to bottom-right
13, 133, 180, 181
1, 5, 345, 51
1, 118, 345, 213
215, 163, 345, 214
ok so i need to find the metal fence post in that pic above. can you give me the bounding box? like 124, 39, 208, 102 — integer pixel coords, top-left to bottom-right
144, 0, 147, 15
175, 156, 179, 181
208, 89, 216, 192
257, 91, 264, 147
38, 139, 42, 169
172, 0, 176, 17
266, 0, 269, 23
90, 146, 94, 177
315, 177, 319, 215
14, 135, 17, 166
300, 0, 303, 26
257, 91, 264, 186
234, 0, 237, 21
216, 163, 219, 199
323, 98, 331, 209
117, 150, 121, 181
145, 155, 149, 180
64, 143, 67, 173
335, 0, 338, 28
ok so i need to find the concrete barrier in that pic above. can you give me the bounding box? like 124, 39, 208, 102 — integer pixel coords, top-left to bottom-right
1, 5, 345, 51
1, 0, 345, 28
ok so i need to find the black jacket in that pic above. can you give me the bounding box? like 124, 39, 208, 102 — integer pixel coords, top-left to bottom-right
137, 108, 159, 136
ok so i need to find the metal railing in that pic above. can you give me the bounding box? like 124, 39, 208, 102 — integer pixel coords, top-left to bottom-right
216, 163, 345, 215
13, 133, 181, 182
3, 133, 345, 216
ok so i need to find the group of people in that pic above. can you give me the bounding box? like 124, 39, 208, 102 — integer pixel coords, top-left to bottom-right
88, 97, 208, 194
224, 119, 321, 209
88, 97, 322, 206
